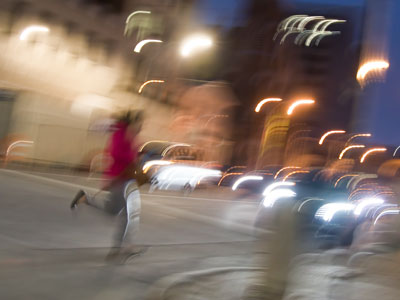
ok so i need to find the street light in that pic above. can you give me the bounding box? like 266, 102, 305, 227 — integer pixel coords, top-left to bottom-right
287, 99, 315, 115
19, 25, 49, 41
134, 39, 163, 53
255, 98, 282, 112
360, 147, 387, 163
180, 34, 212, 58
318, 130, 346, 145
138, 79, 164, 94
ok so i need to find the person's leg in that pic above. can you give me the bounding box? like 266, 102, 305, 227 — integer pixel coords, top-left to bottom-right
112, 180, 141, 248
86, 191, 111, 211
71, 189, 111, 212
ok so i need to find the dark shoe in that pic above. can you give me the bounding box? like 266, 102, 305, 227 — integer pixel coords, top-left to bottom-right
70, 190, 86, 210
105, 247, 122, 263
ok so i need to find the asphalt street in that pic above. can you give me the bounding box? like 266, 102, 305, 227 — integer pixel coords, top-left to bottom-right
0, 169, 262, 299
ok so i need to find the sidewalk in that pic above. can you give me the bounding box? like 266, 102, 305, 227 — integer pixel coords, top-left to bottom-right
145, 248, 400, 300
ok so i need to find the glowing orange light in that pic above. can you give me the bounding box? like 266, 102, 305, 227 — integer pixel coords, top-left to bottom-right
318, 130, 346, 145
274, 166, 300, 179
334, 174, 357, 188
6, 140, 34, 157
161, 143, 191, 157
223, 166, 246, 174
346, 133, 371, 144
138, 80, 164, 94
255, 98, 282, 113
282, 170, 309, 182
218, 172, 243, 186
357, 60, 389, 84
338, 145, 365, 160
360, 148, 387, 163
287, 99, 315, 115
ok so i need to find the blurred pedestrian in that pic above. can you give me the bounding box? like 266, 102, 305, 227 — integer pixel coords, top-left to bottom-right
70, 110, 144, 261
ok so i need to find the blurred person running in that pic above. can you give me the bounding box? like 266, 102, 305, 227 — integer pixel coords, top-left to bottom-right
70, 110, 144, 261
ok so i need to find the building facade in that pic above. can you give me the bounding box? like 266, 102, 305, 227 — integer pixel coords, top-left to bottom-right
0, 0, 178, 167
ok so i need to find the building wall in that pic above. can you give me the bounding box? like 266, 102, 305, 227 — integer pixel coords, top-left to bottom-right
0, 0, 176, 166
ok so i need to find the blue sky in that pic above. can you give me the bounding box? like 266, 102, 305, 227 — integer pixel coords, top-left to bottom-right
195, 0, 365, 27
194, 0, 245, 28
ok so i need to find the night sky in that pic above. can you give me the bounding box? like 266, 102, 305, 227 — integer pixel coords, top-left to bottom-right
195, 0, 365, 27
197, 0, 399, 146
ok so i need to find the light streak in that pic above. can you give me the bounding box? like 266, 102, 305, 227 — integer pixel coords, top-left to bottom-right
319, 130, 346, 145
6, 140, 34, 157
282, 170, 309, 182
263, 189, 296, 208
338, 145, 365, 159
138, 80, 164, 94
204, 115, 228, 127
346, 133, 371, 144
287, 99, 315, 115
360, 148, 387, 163
315, 203, 355, 222
334, 174, 357, 188
393, 146, 400, 157
20, 25, 49, 41
374, 209, 400, 225
142, 160, 173, 174
320, 19, 346, 31
354, 198, 384, 216
223, 166, 246, 174
255, 98, 282, 112
297, 16, 324, 31
125, 10, 151, 24
134, 39, 162, 53
161, 143, 191, 157
347, 174, 377, 190
297, 198, 324, 212
218, 172, 243, 186
139, 140, 168, 152
357, 60, 389, 84
313, 19, 331, 31
274, 167, 300, 179
263, 181, 295, 196
232, 176, 263, 191
282, 15, 308, 31
280, 29, 300, 45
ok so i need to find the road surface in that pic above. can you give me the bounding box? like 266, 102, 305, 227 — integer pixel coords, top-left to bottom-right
0, 169, 262, 299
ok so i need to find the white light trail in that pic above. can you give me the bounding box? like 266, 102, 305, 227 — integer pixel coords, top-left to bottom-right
134, 39, 162, 53
232, 176, 263, 191
20, 25, 49, 41
315, 203, 355, 222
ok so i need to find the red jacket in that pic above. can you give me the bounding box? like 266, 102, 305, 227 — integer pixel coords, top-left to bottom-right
104, 122, 138, 180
